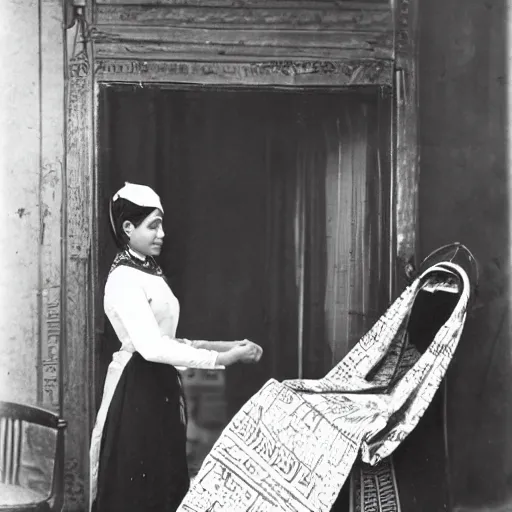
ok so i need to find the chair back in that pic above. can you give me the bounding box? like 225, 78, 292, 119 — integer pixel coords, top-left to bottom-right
0, 402, 67, 510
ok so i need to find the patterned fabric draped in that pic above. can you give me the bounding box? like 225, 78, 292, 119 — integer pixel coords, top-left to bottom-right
176, 262, 470, 512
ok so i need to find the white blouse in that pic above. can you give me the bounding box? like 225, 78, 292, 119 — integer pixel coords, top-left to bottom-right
104, 264, 221, 369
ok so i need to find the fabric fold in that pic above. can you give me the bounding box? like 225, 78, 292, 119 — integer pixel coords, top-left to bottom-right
176, 261, 471, 512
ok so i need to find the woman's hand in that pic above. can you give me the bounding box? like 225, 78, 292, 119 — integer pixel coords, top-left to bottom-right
216, 342, 263, 366
236, 339, 263, 363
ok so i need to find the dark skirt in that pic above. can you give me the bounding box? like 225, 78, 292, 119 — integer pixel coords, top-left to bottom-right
92, 353, 190, 512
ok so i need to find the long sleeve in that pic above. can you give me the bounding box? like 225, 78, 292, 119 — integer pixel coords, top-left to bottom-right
104, 267, 220, 369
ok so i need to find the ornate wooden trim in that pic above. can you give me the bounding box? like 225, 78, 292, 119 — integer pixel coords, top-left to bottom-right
64, 16, 94, 511
95, 58, 393, 86
395, 0, 415, 64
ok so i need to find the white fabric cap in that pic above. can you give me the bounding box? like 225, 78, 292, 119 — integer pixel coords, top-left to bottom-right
112, 182, 164, 213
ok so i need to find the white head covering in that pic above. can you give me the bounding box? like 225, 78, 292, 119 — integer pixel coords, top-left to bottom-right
109, 183, 164, 242
112, 182, 164, 212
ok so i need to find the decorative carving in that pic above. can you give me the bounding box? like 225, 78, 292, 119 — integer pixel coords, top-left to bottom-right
338, 60, 389, 84
41, 286, 60, 407
250, 61, 337, 76
95, 59, 392, 86
64, 458, 86, 508
395, 0, 411, 53
69, 16, 91, 78
67, 31, 92, 261
97, 59, 337, 76
96, 59, 149, 75
69, 49, 90, 78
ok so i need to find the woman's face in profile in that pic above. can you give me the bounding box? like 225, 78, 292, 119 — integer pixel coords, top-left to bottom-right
124, 209, 165, 257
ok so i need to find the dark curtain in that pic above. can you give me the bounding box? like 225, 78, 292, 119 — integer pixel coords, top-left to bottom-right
97, 86, 391, 421
262, 98, 329, 381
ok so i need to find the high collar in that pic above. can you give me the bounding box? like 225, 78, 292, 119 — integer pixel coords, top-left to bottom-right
127, 246, 147, 261
109, 249, 164, 278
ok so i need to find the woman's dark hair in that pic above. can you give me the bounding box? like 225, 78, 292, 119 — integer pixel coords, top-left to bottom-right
109, 197, 156, 249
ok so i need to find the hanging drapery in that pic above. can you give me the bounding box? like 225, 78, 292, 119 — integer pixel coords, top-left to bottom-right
322, 100, 389, 368
176, 262, 471, 512
262, 93, 389, 382
261, 96, 329, 382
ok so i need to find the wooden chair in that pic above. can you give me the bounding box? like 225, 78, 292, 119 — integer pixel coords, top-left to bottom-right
0, 402, 66, 511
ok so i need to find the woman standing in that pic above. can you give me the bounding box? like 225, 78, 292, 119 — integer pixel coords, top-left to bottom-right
90, 183, 262, 512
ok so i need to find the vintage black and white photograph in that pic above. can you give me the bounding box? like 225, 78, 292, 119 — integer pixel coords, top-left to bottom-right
0, 0, 510, 511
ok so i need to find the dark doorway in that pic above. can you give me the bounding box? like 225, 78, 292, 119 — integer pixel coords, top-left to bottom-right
96, 84, 392, 476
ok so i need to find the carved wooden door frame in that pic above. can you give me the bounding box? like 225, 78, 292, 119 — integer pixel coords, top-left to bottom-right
63, 1, 418, 508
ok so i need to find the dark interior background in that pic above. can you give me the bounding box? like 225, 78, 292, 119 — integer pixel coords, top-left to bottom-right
95, 86, 389, 419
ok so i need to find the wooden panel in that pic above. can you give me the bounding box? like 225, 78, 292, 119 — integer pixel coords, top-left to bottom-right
92, 0, 394, 62
94, 44, 391, 63
92, 25, 390, 50
394, 0, 419, 293
95, 58, 392, 86
92, 28, 392, 62
95, 4, 391, 29
95, 0, 388, 7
